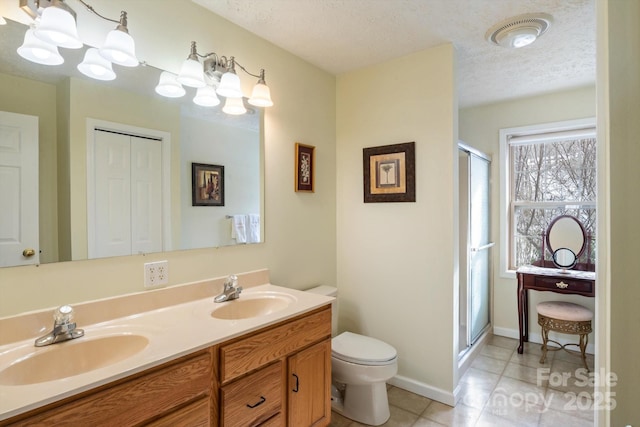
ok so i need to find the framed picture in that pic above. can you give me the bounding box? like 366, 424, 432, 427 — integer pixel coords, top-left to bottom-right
363, 141, 415, 203
295, 142, 315, 192
192, 163, 225, 206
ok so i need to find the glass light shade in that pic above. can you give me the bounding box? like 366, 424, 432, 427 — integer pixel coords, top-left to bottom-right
155, 71, 185, 98
33, 6, 82, 49
17, 28, 64, 65
193, 85, 221, 107
496, 27, 539, 48
222, 97, 247, 115
99, 29, 138, 67
177, 58, 205, 88
77, 48, 116, 80
216, 71, 243, 98
248, 83, 273, 107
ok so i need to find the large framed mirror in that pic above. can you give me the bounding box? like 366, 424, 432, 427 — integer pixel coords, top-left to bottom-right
0, 18, 264, 268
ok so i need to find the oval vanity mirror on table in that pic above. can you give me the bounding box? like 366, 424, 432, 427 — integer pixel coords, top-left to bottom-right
546, 215, 587, 267
552, 248, 577, 271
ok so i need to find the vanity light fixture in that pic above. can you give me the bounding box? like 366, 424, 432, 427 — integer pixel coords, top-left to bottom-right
485, 13, 553, 49
77, 47, 115, 80
156, 40, 273, 115
155, 71, 186, 98
17, 25, 64, 65
18, 0, 138, 78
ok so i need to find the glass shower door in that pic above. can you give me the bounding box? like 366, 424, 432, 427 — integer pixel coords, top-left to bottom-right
459, 145, 492, 355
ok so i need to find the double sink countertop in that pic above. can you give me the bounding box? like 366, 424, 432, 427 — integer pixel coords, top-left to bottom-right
0, 269, 333, 421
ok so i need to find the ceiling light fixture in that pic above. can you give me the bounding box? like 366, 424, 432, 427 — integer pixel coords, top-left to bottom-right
156, 41, 273, 115
17, 0, 138, 78
485, 13, 553, 49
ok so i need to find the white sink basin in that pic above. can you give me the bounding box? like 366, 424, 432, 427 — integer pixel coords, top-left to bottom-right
211, 291, 297, 320
0, 334, 149, 386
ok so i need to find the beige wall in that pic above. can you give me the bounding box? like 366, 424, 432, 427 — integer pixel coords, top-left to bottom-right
0, 0, 336, 317
336, 44, 458, 400
0, 73, 59, 264
605, 0, 640, 423
459, 86, 597, 343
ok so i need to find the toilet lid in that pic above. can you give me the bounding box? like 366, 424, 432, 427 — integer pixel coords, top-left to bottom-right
332, 332, 397, 366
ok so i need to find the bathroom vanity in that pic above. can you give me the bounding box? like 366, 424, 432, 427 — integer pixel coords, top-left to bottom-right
0, 271, 332, 426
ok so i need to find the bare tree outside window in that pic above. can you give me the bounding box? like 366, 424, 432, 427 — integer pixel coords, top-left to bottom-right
510, 137, 596, 268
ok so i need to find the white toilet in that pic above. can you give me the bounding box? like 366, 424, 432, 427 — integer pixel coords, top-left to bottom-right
306, 286, 398, 426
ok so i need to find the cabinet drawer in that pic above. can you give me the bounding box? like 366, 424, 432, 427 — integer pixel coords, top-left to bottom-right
260, 412, 284, 426
221, 361, 283, 427
146, 397, 210, 427
533, 276, 594, 295
220, 307, 331, 383
6, 351, 212, 426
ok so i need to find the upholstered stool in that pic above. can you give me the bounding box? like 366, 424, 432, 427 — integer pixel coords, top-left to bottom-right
537, 301, 593, 370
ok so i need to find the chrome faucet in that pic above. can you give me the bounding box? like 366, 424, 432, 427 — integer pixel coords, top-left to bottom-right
214, 275, 243, 303
34, 305, 85, 347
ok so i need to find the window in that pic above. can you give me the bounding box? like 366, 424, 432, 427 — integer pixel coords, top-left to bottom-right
500, 119, 596, 275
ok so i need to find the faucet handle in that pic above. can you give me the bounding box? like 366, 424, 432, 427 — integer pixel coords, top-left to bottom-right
224, 274, 238, 289
53, 305, 75, 325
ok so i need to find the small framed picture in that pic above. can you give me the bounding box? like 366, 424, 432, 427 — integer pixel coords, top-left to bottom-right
363, 142, 415, 203
192, 162, 225, 206
295, 142, 315, 192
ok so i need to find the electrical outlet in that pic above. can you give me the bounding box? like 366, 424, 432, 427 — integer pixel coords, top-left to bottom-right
144, 260, 169, 288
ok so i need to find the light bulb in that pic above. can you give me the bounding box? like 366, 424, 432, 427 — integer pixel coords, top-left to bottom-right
222, 97, 247, 115
17, 28, 64, 65
34, 6, 82, 49
155, 71, 186, 98
194, 85, 221, 107
78, 48, 116, 81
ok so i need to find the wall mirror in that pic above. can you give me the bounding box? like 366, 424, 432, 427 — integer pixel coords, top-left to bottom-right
0, 18, 264, 268
546, 214, 587, 259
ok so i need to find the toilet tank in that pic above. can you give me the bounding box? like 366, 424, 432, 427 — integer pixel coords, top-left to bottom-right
305, 285, 338, 337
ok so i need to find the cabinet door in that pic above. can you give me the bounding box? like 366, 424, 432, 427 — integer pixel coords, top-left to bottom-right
288, 340, 331, 427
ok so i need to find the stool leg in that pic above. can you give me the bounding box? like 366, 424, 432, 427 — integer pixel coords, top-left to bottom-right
539, 325, 549, 364
580, 333, 589, 371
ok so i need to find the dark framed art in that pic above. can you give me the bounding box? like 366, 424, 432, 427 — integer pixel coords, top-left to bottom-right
295, 142, 315, 192
363, 141, 415, 203
192, 162, 225, 206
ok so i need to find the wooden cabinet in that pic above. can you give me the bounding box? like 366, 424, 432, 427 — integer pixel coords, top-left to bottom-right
218, 306, 332, 427
288, 340, 332, 427
1, 349, 214, 427
2, 305, 332, 427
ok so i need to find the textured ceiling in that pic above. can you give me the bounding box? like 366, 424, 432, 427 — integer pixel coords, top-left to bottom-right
193, 0, 596, 108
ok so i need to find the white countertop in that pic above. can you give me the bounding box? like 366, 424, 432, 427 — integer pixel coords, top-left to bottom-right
0, 281, 333, 421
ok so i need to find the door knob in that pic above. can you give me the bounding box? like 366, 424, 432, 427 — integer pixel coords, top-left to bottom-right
22, 249, 35, 257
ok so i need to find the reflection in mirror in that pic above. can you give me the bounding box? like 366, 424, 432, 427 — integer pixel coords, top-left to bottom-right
546, 215, 586, 258
0, 18, 263, 268
552, 248, 577, 270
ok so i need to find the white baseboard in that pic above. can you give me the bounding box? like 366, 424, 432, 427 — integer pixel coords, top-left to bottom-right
492, 326, 595, 355
388, 375, 455, 407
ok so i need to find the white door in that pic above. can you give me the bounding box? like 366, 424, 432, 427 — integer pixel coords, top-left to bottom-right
0, 111, 39, 267
89, 129, 163, 258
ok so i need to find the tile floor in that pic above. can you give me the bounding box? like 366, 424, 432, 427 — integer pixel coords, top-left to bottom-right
329, 334, 595, 427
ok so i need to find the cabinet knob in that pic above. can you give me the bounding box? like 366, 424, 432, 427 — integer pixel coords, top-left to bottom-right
556, 281, 569, 289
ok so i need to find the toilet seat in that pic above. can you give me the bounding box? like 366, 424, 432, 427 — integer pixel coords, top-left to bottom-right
332, 332, 397, 366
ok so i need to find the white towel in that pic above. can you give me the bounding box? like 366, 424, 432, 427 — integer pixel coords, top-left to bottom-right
231, 215, 247, 243
247, 213, 261, 243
